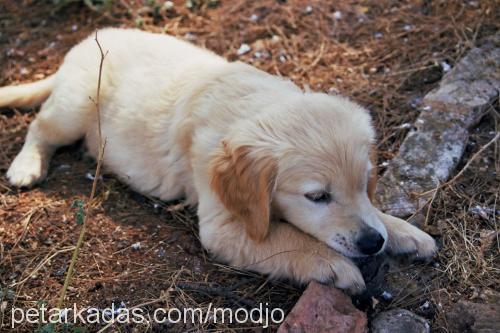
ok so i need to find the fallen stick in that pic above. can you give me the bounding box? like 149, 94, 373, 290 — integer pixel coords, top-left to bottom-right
56, 30, 108, 309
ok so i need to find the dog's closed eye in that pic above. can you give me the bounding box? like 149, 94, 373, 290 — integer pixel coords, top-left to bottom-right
305, 191, 332, 204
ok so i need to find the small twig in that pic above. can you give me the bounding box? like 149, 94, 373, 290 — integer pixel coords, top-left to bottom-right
11, 246, 76, 287
57, 30, 108, 309
96, 269, 184, 333
1, 209, 38, 263
176, 282, 256, 308
424, 181, 440, 226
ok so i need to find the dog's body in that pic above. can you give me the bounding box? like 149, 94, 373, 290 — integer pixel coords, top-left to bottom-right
1, 28, 436, 293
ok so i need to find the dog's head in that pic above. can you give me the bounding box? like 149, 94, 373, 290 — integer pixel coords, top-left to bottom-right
210, 92, 387, 257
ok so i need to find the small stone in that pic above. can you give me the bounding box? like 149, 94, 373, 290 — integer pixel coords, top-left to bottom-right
380, 291, 393, 301
271, 35, 281, 44
164, 1, 174, 11
440, 61, 451, 72
371, 309, 430, 333
419, 300, 431, 310
131, 242, 141, 250
328, 87, 340, 95
278, 281, 367, 333
54, 266, 67, 277
85, 172, 102, 181
470, 205, 490, 220
57, 164, 71, 171
236, 43, 251, 56
184, 32, 196, 41
157, 247, 166, 258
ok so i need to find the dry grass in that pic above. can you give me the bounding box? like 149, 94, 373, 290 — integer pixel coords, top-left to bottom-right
0, 0, 499, 332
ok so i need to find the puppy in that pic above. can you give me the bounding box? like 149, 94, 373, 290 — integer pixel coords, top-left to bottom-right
1, 28, 436, 293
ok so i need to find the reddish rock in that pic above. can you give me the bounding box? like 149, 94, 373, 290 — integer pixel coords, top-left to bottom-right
278, 281, 367, 333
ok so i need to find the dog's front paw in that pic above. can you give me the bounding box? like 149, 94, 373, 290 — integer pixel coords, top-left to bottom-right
387, 222, 437, 260
6, 149, 47, 187
312, 252, 366, 294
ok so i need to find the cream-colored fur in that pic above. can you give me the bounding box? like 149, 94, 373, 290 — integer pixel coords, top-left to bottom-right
2, 28, 436, 293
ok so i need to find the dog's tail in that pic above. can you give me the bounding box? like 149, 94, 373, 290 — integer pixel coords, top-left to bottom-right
0, 75, 55, 109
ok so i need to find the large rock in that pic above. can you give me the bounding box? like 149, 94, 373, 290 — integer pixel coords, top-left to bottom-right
377, 35, 500, 217
371, 309, 430, 333
277, 281, 367, 333
446, 301, 500, 333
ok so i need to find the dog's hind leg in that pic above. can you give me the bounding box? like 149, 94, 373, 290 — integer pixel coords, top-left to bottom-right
7, 89, 93, 187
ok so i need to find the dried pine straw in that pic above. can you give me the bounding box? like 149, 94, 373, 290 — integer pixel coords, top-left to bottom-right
0, 0, 499, 332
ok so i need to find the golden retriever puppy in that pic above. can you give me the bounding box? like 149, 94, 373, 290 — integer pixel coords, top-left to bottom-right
1, 28, 436, 293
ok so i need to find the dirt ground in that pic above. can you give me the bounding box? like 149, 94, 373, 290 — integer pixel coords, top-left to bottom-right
0, 1, 498, 332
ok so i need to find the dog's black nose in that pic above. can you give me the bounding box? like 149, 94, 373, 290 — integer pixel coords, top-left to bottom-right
356, 228, 384, 255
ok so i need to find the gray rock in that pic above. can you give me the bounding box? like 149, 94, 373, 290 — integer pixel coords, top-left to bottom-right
377, 35, 500, 217
371, 309, 430, 333
446, 301, 500, 333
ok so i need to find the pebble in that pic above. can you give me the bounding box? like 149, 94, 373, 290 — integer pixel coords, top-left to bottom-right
470, 205, 491, 220
164, 1, 174, 11
371, 309, 430, 333
184, 32, 196, 41
85, 172, 102, 181
440, 61, 451, 72
236, 43, 251, 56
57, 164, 71, 171
419, 300, 431, 311
380, 291, 393, 301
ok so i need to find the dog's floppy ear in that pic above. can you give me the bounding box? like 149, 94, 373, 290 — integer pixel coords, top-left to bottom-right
210, 140, 277, 242
367, 147, 378, 203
